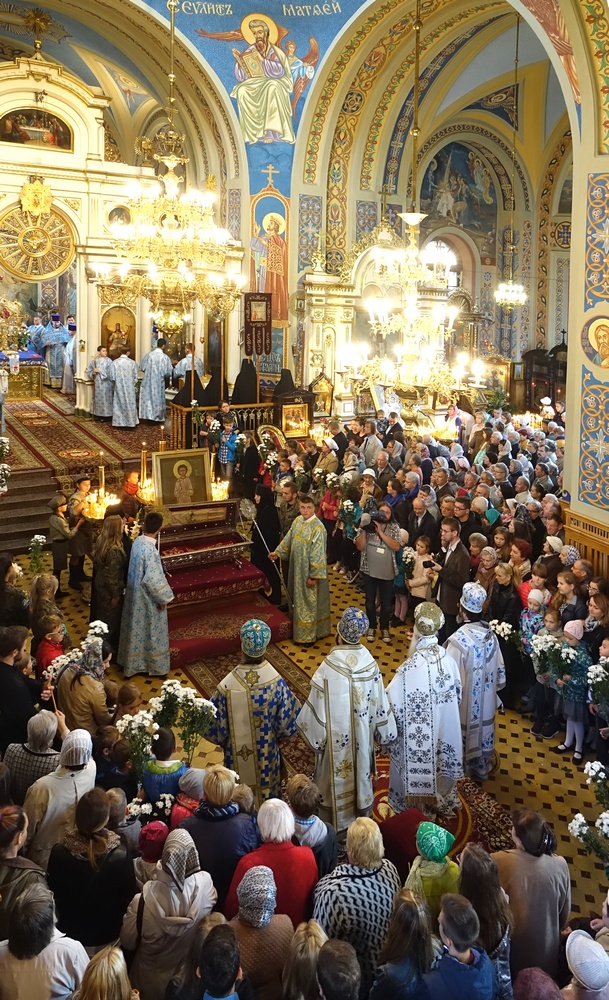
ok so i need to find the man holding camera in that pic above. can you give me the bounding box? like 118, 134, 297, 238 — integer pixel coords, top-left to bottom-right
354, 502, 401, 643
426, 516, 470, 643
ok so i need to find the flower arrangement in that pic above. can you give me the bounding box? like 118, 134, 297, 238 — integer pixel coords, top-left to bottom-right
126, 792, 174, 820
207, 418, 222, 447
401, 546, 416, 580
235, 432, 248, 461
589, 657, 609, 716
340, 498, 358, 526
568, 762, 609, 874
177, 687, 217, 766
0, 436, 11, 495
489, 620, 521, 647
28, 534, 47, 575
149, 679, 218, 766
115, 709, 160, 784
264, 450, 279, 472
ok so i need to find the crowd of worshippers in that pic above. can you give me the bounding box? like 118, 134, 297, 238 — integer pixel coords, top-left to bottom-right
0, 594, 609, 1000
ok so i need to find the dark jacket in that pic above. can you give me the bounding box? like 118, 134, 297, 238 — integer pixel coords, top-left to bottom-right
529, 517, 547, 562
369, 955, 423, 999
488, 582, 522, 631
457, 512, 484, 551
294, 822, 338, 879
0, 662, 43, 753
415, 948, 496, 1000
407, 510, 439, 551
0, 857, 47, 940
540, 553, 563, 589
251, 486, 282, 604
48, 839, 136, 946
178, 802, 260, 911
433, 542, 470, 616
332, 431, 348, 462
560, 595, 589, 625
0, 584, 29, 628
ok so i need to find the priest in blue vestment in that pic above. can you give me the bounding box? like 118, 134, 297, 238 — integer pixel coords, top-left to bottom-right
139, 338, 173, 422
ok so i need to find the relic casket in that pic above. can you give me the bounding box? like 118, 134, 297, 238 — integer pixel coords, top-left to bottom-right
159, 500, 251, 572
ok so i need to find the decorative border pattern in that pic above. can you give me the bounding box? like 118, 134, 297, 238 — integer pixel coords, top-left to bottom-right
227, 189, 241, 241
356, 200, 378, 241
554, 256, 569, 344
298, 194, 323, 273
579, 2, 609, 154
535, 131, 572, 343
579, 366, 609, 510
519, 219, 532, 359
465, 83, 518, 128
585, 173, 609, 310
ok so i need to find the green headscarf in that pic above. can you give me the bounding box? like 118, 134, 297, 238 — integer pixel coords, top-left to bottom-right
416, 822, 455, 863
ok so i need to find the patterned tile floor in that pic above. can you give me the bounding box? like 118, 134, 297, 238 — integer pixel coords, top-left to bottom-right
19, 552, 603, 915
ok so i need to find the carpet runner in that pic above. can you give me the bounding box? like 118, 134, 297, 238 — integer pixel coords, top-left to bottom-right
170, 594, 292, 668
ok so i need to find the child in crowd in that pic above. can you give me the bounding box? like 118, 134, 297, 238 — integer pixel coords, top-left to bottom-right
552, 570, 588, 626
170, 768, 207, 829
468, 533, 487, 580
34, 613, 66, 678
530, 607, 564, 739
29, 574, 71, 656
107, 786, 141, 851
287, 773, 338, 878
287, 440, 303, 468
391, 529, 410, 628
112, 681, 143, 724
337, 488, 362, 584
92, 724, 120, 788
551, 620, 593, 764
233, 783, 256, 815
274, 457, 294, 505
521, 590, 546, 656
521, 561, 553, 608
105, 738, 139, 802
134, 821, 169, 890
142, 726, 187, 801
407, 536, 433, 617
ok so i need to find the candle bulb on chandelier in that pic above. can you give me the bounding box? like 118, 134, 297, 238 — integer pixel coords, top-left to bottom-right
158, 424, 166, 452
98, 452, 105, 497
141, 443, 147, 486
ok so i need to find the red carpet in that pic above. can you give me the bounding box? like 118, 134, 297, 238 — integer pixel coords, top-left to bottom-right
167, 559, 269, 606
169, 593, 292, 668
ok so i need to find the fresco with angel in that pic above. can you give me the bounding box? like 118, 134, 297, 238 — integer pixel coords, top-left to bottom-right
196, 13, 319, 144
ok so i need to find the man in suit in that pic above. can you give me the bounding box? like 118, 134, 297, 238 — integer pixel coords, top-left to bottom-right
328, 419, 348, 464
428, 517, 470, 643
433, 466, 456, 502
407, 496, 439, 551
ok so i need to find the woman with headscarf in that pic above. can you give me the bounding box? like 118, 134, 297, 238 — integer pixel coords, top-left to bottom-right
229, 866, 294, 1000
251, 485, 282, 605
386, 438, 404, 472
475, 546, 499, 609
509, 459, 524, 488
121, 829, 217, 1000
0, 552, 28, 628
57, 637, 113, 735
419, 484, 440, 523
404, 821, 460, 929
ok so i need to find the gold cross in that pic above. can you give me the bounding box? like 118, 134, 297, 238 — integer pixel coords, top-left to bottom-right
378, 184, 389, 221
261, 164, 279, 188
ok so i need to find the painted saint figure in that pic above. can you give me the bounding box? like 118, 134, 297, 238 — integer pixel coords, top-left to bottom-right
231, 19, 295, 144
250, 214, 289, 321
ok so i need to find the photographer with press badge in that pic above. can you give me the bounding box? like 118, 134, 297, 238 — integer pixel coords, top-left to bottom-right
355, 501, 401, 644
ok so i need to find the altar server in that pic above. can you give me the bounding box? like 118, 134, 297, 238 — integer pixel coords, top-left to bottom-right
61, 319, 77, 393
297, 607, 397, 832
387, 602, 463, 816
40, 313, 69, 387
138, 337, 173, 422
445, 581, 506, 779
209, 619, 300, 804
118, 510, 174, 677
111, 346, 139, 428
173, 344, 204, 380
26, 314, 46, 354
87, 345, 114, 418
269, 493, 331, 643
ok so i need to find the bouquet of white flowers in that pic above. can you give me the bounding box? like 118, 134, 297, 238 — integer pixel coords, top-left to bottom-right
115, 709, 160, 784
176, 687, 217, 766
530, 632, 565, 680
29, 534, 47, 575
489, 620, 521, 647
568, 761, 609, 874
264, 450, 279, 472
401, 546, 416, 581
589, 657, 609, 716
148, 678, 185, 729
235, 432, 248, 461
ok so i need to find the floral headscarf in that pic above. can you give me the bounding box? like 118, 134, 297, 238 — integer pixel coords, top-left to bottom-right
161, 830, 200, 891
561, 545, 580, 568
73, 636, 106, 681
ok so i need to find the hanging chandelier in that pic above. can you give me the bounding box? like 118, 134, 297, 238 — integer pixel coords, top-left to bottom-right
365, 1, 459, 349
495, 14, 527, 309
92, 0, 244, 329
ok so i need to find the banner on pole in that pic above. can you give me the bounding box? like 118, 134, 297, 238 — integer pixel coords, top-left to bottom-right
244, 292, 272, 356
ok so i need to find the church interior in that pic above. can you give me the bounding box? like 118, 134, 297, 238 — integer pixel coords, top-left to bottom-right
2, 0, 609, 992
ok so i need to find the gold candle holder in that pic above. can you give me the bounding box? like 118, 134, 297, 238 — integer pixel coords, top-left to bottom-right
141, 442, 147, 486
158, 425, 166, 452
98, 451, 105, 497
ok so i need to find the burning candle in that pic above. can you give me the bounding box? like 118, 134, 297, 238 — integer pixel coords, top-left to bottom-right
158, 424, 166, 452
98, 451, 105, 497
141, 442, 147, 486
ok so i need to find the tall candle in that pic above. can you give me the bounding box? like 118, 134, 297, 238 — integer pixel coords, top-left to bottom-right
141, 443, 147, 486
98, 451, 105, 497
158, 424, 166, 452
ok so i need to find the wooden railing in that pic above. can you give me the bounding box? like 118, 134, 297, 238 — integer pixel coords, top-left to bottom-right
562, 502, 609, 577
170, 402, 276, 450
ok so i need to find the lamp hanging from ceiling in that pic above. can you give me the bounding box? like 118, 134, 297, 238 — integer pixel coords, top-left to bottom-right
495, 14, 527, 308
93, 0, 244, 328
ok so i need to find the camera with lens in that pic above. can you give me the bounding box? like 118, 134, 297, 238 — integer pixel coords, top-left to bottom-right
422, 559, 434, 569
359, 509, 389, 533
